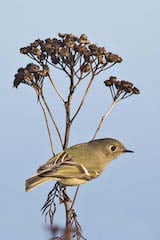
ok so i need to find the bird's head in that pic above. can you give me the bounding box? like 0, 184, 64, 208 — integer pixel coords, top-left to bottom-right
102, 138, 134, 161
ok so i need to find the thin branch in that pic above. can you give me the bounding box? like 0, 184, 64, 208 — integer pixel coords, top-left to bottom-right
121, 92, 134, 99
74, 73, 83, 88
109, 86, 115, 100
39, 98, 55, 155
75, 70, 92, 86
75, 56, 83, 75
70, 186, 80, 210
92, 99, 119, 140
26, 53, 41, 65
63, 94, 72, 149
74, 52, 81, 67
46, 60, 64, 71
63, 119, 71, 150
71, 74, 95, 123
63, 66, 75, 149
41, 93, 63, 148
48, 73, 65, 103
95, 62, 117, 75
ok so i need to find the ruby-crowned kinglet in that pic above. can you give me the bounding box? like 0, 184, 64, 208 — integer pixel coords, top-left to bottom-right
26, 138, 133, 192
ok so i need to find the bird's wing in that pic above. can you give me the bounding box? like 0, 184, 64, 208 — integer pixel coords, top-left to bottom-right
37, 151, 90, 179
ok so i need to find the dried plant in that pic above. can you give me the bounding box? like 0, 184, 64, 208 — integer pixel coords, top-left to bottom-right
14, 33, 140, 239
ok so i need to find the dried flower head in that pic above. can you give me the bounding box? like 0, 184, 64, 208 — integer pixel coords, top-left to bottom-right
78, 34, 90, 44
104, 76, 140, 100
13, 63, 48, 89
80, 63, 91, 73
15, 33, 123, 90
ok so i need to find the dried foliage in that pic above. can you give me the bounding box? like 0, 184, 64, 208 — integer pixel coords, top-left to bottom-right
14, 33, 122, 90
14, 33, 140, 240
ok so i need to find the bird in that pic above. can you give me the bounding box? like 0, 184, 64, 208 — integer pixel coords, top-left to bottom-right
25, 138, 133, 192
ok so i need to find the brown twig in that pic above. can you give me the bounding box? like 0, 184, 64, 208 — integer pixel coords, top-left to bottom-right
39, 97, 55, 155
63, 67, 74, 149
71, 73, 95, 123
62, 68, 75, 239
70, 186, 80, 210
92, 99, 119, 140
41, 93, 63, 148
48, 73, 65, 103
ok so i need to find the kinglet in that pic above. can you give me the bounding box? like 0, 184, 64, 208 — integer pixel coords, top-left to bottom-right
26, 138, 133, 192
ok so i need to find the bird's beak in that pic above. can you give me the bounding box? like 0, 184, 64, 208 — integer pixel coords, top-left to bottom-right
123, 149, 134, 153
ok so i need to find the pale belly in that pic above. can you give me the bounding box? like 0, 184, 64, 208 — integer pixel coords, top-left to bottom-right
60, 178, 88, 186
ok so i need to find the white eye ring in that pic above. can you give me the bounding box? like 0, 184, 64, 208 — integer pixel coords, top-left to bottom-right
110, 145, 117, 152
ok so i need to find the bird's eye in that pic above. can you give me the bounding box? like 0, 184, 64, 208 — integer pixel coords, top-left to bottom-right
110, 145, 117, 152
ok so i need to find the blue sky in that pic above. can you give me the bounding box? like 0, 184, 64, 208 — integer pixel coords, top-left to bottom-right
1, 0, 160, 239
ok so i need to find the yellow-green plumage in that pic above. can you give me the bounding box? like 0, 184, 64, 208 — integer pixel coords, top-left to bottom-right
26, 138, 133, 192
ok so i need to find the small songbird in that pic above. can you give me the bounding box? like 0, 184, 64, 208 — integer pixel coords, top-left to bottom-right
26, 138, 133, 192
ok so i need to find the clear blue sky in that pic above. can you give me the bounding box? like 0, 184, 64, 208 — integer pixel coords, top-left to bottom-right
1, 0, 160, 239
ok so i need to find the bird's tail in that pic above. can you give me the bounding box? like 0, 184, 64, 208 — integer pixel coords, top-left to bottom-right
25, 175, 52, 192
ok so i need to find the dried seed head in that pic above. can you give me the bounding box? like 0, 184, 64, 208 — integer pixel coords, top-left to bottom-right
42, 65, 49, 76
89, 44, 97, 51
132, 87, 140, 94
109, 76, 117, 83
13, 77, 21, 88
31, 39, 41, 48
97, 47, 106, 55
98, 55, 106, 64
104, 80, 113, 86
37, 53, 46, 61
106, 52, 122, 63
26, 63, 39, 73
31, 48, 41, 56
64, 40, 74, 48
45, 38, 54, 44
80, 63, 91, 73
66, 33, 77, 41
125, 87, 133, 93
24, 74, 33, 83
59, 48, 69, 58
115, 81, 122, 89
78, 45, 88, 54
51, 56, 60, 64
58, 33, 66, 38
44, 43, 52, 53
17, 67, 24, 73
20, 46, 31, 54
79, 34, 90, 44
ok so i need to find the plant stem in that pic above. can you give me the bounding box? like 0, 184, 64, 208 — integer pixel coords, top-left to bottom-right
39, 98, 55, 155
70, 186, 80, 210
63, 68, 74, 149
92, 99, 118, 140
41, 93, 63, 148
63, 67, 75, 239
63, 188, 72, 240
48, 73, 65, 103
71, 74, 95, 123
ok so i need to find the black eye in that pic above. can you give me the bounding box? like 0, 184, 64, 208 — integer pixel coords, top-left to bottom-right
110, 145, 117, 152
